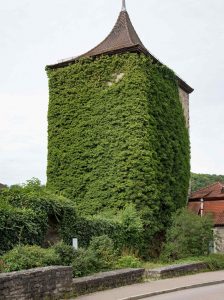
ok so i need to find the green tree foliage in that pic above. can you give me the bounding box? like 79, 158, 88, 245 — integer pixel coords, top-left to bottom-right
161, 208, 214, 261
191, 173, 224, 192
47, 53, 190, 247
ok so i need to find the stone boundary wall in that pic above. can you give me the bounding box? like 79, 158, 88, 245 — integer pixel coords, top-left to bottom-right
146, 262, 208, 279
0, 266, 73, 300
0, 267, 144, 299
72, 268, 145, 296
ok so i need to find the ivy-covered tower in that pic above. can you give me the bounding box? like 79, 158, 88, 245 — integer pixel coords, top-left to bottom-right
46, 1, 193, 237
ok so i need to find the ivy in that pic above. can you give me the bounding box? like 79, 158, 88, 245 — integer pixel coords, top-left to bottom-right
46, 53, 190, 252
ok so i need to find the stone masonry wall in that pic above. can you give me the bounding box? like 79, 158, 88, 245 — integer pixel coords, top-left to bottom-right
214, 227, 224, 253
0, 266, 73, 300
0, 267, 144, 299
179, 87, 190, 128
72, 268, 144, 296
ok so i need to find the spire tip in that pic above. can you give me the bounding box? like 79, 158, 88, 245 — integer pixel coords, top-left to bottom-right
122, 0, 126, 11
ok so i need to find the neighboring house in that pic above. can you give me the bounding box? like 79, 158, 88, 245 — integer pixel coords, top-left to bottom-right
188, 182, 224, 253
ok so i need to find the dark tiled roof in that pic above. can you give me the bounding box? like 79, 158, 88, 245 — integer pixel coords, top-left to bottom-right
46, 6, 193, 94
81, 11, 148, 58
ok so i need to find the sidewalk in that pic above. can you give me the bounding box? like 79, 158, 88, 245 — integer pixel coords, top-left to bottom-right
74, 270, 224, 300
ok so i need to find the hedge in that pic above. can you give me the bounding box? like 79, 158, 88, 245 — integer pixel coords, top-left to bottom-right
0, 183, 143, 254
0, 202, 46, 255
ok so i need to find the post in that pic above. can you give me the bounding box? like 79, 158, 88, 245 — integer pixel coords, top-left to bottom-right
72, 238, 78, 250
200, 198, 204, 217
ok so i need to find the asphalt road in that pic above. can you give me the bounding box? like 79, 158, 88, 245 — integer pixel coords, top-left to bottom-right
145, 284, 224, 300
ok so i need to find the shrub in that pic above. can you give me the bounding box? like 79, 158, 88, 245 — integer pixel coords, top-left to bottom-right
161, 208, 214, 261
53, 242, 76, 266
88, 235, 117, 270
72, 235, 117, 277
115, 255, 143, 269
205, 254, 224, 271
118, 204, 144, 251
60, 214, 122, 249
72, 248, 98, 277
1, 245, 60, 272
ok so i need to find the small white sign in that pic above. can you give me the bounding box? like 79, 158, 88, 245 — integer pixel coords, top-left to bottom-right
72, 238, 78, 250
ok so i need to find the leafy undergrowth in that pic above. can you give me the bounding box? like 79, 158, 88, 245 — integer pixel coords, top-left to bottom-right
1, 238, 224, 278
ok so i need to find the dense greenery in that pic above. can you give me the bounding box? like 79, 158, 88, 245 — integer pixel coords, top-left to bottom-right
0, 179, 77, 255
1, 245, 60, 272
0, 180, 144, 255
161, 208, 214, 261
0, 236, 118, 277
47, 53, 190, 251
191, 173, 224, 192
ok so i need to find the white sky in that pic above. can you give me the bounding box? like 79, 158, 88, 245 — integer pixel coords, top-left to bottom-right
0, 0, 224, 185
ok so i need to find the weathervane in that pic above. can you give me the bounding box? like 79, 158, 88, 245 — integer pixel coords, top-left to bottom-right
122, 0, 127, 11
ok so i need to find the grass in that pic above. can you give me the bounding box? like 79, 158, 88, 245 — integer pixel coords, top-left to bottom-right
143, 256, 206, 269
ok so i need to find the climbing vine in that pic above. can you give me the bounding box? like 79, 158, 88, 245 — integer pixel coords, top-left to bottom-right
46, 53, 190, 250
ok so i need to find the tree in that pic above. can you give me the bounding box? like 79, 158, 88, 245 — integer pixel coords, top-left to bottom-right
161, 208, 213, 261
191, 173, 224, 192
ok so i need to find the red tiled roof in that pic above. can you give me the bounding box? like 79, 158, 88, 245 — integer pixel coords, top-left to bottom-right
190, 182, 224, 200
46, 4, 193, 94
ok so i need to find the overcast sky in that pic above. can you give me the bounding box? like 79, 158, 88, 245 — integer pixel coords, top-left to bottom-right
0, 0, 224, 185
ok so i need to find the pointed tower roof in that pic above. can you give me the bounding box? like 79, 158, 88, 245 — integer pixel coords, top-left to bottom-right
79, 2, 148, 59
47, 1, 193, 93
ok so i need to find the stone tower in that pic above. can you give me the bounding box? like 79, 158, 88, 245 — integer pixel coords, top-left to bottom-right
46, 1, 193, 233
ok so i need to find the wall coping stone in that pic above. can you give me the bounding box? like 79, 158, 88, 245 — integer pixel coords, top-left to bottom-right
73, 268, 144, 283
0, 266, 71, 279
146, 262, 207, 278
72, 268, 145, 296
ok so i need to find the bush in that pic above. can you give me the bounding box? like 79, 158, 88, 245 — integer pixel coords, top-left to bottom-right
87, 204, 144, 253
72, 235, 117, 277
204, 254, 224, 271
115, 255, 143, 269
88, 235, 117, 270
60, 214, 122, 249
72, 248, 98, 277
53, 242, 76, 266
117, 204, 144, 251
1, 245, 60, 272
161, 208, 214, 261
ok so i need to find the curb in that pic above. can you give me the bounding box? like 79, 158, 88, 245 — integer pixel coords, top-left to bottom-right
119, 280, 224, 300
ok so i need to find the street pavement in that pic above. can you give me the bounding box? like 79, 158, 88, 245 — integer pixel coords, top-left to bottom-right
74, 270, 224, 300
146, 283, 224, 300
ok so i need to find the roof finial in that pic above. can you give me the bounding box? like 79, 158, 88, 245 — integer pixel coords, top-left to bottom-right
122, 0, 127, 11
